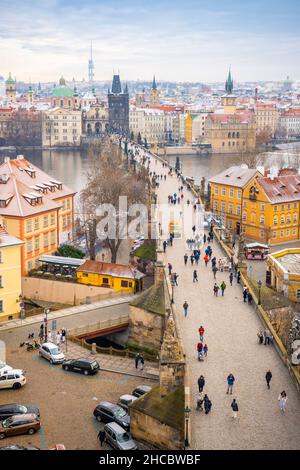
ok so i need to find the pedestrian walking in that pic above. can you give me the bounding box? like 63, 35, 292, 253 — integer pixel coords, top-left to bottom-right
213, 283, 219, 297
195, 252, 200, 265
139, 355, 144, 371
264, 329, 271, 345
163, 241, 167, 253
199, 326, 205, 342
173, 273, 179, 286
204, 254, 209, 266
61, 328, 66, 343
47, 331, 52, 343
204, 395, 212, 414
265, 370, 272, 389
198, 375, 205, 393
231, 399, 239, 419
229, 272, 233, 286
39, 325, 44, 343
278, 391, 288, 412
203, 234, 207, 244
220, 281, 226, 296
135, 353, 141, 369
193, 270, 198, 283
190, 254, 195, 265
247, 291, 253, 305
212, 266, 218, 279
168, 263, 172, 276
98, 429, 106, 447
183, 301, 189, 317
56, 330, 61, 345
197, 342, 203, 360
203, 343, 208, 357
184, 253, 188, 265
226, 373, 235, 394
257, 330, 264, 344
237, 271, 241, 284
243, 287, 248, 302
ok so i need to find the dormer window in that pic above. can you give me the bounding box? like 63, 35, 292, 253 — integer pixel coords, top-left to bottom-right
23, 192, 43, 206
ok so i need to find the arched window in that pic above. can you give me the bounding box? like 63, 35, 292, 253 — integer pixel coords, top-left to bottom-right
228, 141, 231, 146
237, 132, 240, 138
232, 132, 235, 138
228, 132, 231, 138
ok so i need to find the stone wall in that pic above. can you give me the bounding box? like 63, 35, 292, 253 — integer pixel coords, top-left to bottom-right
130, 408, 184, 450
128, 305, 165, 352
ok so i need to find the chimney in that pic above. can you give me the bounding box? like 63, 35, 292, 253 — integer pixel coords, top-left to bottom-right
4, 157, 10, 163
17, 155, 24, 160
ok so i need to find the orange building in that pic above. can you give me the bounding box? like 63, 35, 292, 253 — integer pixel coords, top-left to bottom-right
0, 155, 76, 274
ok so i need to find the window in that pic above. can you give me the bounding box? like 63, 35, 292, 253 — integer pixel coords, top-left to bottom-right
281, 205, 285, 211
44, 233, 49, 247
297, 290, 300, 300
228, 203, 233, 214
0, 300, 3, 312
51, 231, 56, 245
293, 214, 297, 222
0, 251, 2, 263
0, 275, 2, 288
286, 214, 291, 223
67, 199, 70, 209
273, 216, 278, 225
294, 202, 297, 209
260, 229, 265, 238
261, 204, 265, 211
34, 218, 39, 230
35, 237, 39, 251
243, 200, 247, 207
274, 205, 278, 212
221, 202, 225, 212
121, 280, 129, 288
221, 188, 226, 196
27, 240, 32, 253
43, 215, 48, 228
280, 230, 284, 237
102, 278, 109, 284
280, 215, 285, 224
273, 231, 277, 238
260, 215, 265, 225
229, 189, 234, 198
27, 261, 32, 271
213, 201, 218, 211
237, 190, 242, 199
213, 185, 218, 195
228, 219, 232, 228
26, 219, 32, 233
292, 228, 297, 235
242, 212, 247, 221
51, 214, 55, 225
236, 205, 241, 215
286, 229, 290, 236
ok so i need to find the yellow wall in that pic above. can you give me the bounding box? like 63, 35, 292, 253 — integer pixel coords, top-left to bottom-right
185, 113, 193, 145
0, 243, 22, 321
210, 182, 245, 233
77, 271, 136, 293
267, 249, 300, 302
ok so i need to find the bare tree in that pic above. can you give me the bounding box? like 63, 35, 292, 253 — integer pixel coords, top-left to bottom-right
80, 138, 149, 263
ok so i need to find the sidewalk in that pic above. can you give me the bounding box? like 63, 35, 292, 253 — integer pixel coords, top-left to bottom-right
63, 340, 159, 381
0, 295, 135, 331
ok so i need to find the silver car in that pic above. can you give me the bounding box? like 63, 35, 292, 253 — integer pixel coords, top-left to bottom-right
104, 422, 137, 450
117, 394, 138, 412
39, 343, 65, 364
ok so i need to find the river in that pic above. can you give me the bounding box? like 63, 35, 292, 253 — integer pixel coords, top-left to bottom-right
1, 143, 299, 198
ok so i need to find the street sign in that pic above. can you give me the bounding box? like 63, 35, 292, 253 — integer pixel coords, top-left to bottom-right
19, 302, 25, 308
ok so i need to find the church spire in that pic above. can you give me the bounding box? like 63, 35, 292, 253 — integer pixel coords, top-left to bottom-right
152, 75, 157, 90
225, 67, 233, 94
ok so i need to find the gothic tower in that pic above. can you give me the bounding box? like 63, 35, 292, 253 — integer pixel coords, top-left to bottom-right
221, 68, 237, 114
108, 74, 129, 135
27, 84, 33, 107
150, 75, 160, 106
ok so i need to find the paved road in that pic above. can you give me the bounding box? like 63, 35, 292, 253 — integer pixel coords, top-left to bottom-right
134, 145, 300, 450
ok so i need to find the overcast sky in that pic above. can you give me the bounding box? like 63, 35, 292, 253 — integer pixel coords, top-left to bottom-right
0, 0, 299, 83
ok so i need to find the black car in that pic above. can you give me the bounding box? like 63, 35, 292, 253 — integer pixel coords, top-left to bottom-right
132, 385, 152, 398
93, 402, 130, 430
0, 404, 40, 421
62, 358, 100, 375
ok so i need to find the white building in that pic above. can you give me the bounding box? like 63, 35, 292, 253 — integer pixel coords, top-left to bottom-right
42, 107, 82, 147
129, 107, 165, 144
191, 111, 212, 143
279, 109, 300, 137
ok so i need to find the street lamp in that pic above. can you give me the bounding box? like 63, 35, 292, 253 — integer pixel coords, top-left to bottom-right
258, 280, 262, 306
44, 308, 50, 342
184, 405, 191, 447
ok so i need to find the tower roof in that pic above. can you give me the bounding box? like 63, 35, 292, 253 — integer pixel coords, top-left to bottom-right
52, 76, 74, 98
6, 72, 16, 85
225, 68, 234, 94
152, 75, 157, 90
111, 74, 122, 94
124, 83, 128, 94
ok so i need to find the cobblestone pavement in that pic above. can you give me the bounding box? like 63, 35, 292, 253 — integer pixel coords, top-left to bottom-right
143, 149, 300, 450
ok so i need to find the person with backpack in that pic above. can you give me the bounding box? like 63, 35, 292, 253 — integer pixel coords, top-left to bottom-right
197, 375, 205, 393
220, 281, 226, 297
204, 395, 212, 414
231, 399, 239, 419
213, 283, 219, 297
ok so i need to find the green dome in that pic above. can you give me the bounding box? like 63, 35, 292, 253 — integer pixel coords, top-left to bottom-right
6, 72, 15, 85
52, 76, 74, 98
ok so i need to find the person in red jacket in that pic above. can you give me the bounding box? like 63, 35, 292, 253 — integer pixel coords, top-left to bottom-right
199, 326, 205, 342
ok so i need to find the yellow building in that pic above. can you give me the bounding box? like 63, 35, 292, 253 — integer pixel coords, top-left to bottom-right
242, 168, 300, 245
0, 155, 76, 275
184, 112, 193, 145
204, 70, 256, 153
149, 76, 160, 107
77, 260, 144, 293
267, 249, 300, 303
255, 103, 279, 138
209, 165, 260, 235
0, 225, 23, 322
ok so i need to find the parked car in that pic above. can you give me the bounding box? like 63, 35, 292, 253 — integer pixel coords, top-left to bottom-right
0, 362, 12, 375
0, 372, 26, 390
0, 369, 25, 378
93, 402, 130, 430
0, 414, 40, 439
104, 422, 137, 450
0, 444, 40, 450
39, 343, 65, 364
0, 404, 40, 421
62, 358, 100, 375
132, 385, 152, 398
117, 394, 138, 412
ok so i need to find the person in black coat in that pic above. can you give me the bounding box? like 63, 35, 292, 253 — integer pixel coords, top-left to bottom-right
198, 375, 205, 393
204, 395, 212, 414
265, 370, 272, 389
98, 429, 106, 447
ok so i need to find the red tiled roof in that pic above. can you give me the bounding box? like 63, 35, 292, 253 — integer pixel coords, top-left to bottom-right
77, 260, 144, 279
257, 174, 300, 203
208, 110, 254, 124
